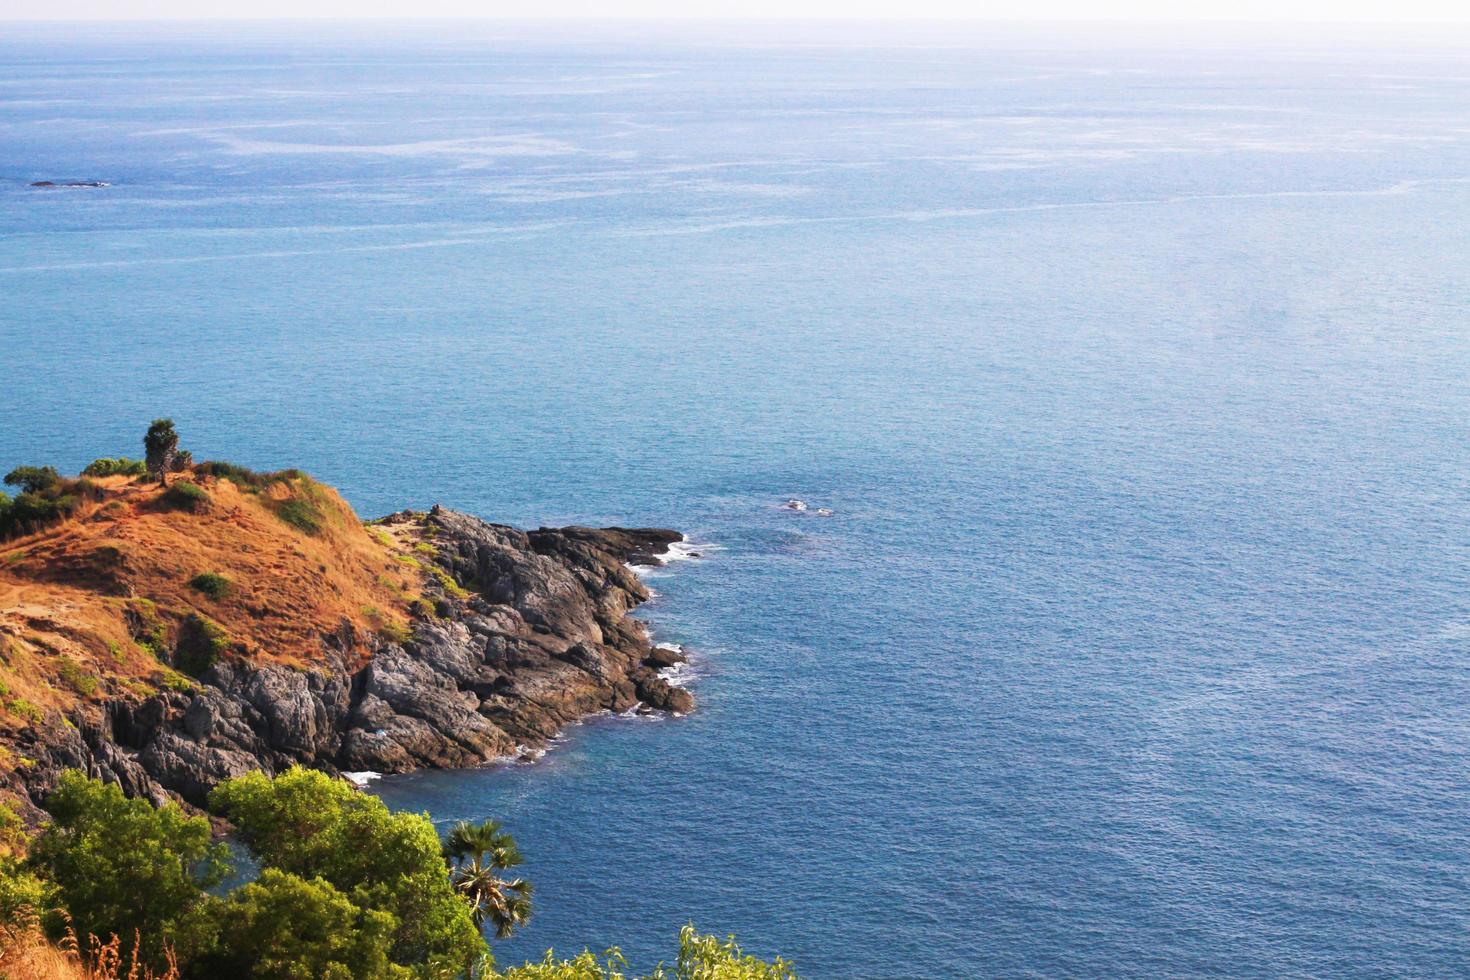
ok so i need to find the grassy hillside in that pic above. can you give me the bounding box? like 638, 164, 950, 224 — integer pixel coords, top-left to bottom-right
0, 463, 427, 749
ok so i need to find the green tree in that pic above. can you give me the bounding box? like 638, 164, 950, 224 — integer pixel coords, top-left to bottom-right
184, 869, 408, 980
443, 820, 533, 939
144, 419, 180, 487
25, 771, 229, 966
209, 767, 486, 977
2, 465, 59, 495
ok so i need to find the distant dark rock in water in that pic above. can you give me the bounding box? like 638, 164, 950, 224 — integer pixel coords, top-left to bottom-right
8, 508, 689, 811
29, 180, 110, 188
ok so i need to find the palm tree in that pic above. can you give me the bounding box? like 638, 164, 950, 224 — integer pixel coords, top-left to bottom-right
442, 819, 533, 939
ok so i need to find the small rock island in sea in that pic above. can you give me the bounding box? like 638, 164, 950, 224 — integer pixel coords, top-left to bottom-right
0, 441, 692, 821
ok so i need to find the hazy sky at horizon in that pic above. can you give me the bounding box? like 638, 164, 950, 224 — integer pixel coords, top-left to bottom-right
4, 0, 1470, 23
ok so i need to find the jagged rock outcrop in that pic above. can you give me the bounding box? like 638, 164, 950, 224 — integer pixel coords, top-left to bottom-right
6, 508, 691, 811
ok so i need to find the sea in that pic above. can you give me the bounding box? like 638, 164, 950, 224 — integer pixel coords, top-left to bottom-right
2, 19, 1468, 977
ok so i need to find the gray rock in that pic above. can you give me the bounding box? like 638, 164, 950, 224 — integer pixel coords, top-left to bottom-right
4, 511, 692, 813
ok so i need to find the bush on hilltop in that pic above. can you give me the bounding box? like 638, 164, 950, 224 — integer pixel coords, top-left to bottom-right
81, 457, 147, 478
161, 481, 209, 513
0, 467, 102, 542
187, 572, 231, 601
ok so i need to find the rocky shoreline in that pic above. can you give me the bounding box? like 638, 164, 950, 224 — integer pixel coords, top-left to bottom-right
4, 506, 691, 814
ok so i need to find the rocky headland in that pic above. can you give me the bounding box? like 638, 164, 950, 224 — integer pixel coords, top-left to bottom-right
0, 467, 692, 818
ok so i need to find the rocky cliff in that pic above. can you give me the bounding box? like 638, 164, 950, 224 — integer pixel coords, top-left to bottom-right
0, 470, 690, 816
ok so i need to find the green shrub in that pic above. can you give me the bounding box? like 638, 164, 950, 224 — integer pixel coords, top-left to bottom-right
27, 770, 229, 968
431, 567, 471, 601
0, 490, 80, 541
2, 466, 59, 495
81, 456, 147, 478
4, 699, 40, 723
175, 613, 230, 676
209, 767, 486, 977
413, 542, 437, 555
189, 572, 232, 600
0, 861, 57, 926
378, 621, 413, 646
162, 480, 210, 513
157, 669, 196, 694
490, 927, 797, 979
125, 598, 168, 659
408, 597, 436, 619
56, 657, 98, 697
274, 499, 323, 535
183, 868, 402, 979
196, 461, 303, 490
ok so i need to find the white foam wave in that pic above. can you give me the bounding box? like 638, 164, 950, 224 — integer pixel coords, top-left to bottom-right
627, 535, 718, 578
658, 659, 700, 690
343, 771, 381, 786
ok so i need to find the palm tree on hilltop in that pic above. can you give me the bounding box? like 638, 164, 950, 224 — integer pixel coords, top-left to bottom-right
443, 819, 534, 939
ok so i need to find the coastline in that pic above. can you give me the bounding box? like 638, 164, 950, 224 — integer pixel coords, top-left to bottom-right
2, 504, 694, 817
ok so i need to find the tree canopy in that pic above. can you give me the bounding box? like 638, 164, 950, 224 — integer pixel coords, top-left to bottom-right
144, 419, 180, 486
0, 768, 798, 979
25, 771, 229, 965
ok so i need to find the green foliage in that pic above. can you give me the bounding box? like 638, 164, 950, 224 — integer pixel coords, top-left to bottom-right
82, 456, 147, 478
183, 869, 409, 980
25, 771, 229, 966
275, 498, 324, 535
664, 927, 797, 980
162, 480, 210, 513
196, 461, 303, 489
409, 597, 437, 619
126, 598, 168, 659
443, 820, 532, 940
379, 621, 414, 646
144, 419, 180, 485
431, 567, 472, 601
492, 928, 797, 980
4, 770, 796, 980
3, 466, 60, 495
175, 613, 229, 676
0, 466, 97, 541
157, 669, 197, 694
4, 698, 40, 723
0, 860, 57, 926
188, 572, 231, 601
495, 949, 632, 980
209, 767, 486, 977
414, 542, 437, 555
56, 656, 98, 696
0, 799, 26, 859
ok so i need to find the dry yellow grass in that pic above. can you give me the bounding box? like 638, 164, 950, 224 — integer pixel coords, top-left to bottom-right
0, 469, 426, 746
0, 918, 178, 980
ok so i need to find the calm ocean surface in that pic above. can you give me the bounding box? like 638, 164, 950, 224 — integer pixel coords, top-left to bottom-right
3, 21, 1469, 976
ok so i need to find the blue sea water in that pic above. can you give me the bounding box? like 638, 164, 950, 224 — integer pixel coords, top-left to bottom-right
3, 20, 1470, 977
